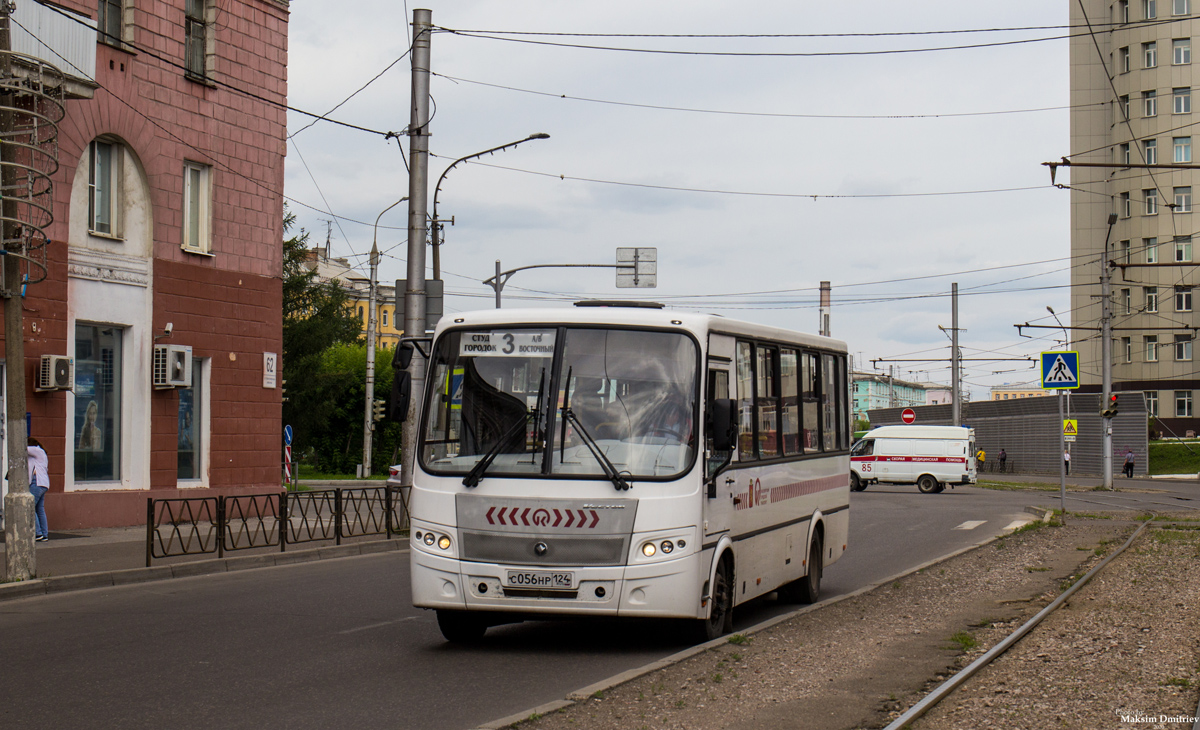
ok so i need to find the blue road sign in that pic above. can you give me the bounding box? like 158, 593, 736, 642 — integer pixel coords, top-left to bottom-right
284, 424, 293, 446
1040, 351, 1080, 389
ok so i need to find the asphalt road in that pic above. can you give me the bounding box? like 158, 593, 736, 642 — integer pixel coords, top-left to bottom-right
0, 480, 1192, 730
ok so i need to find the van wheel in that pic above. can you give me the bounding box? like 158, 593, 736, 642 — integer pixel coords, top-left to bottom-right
850, 473, 866, 492
917, 475, 940, 494
697, 556, 734, 642
437, 610, 488, 643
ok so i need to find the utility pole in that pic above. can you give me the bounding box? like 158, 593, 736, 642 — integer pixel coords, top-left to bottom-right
0, 6, 34, 579
1101, 213, 1117, 489
951, 283, 961, 427
361, 243, 379, 477
399, 8, 431, 495
819, 281, 831, 337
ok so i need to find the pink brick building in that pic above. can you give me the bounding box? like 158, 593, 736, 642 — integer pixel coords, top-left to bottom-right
0, 0, 288, 527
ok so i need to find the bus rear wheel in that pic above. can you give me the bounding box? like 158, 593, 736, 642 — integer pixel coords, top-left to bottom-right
437, 609, 488, 643
697, 556, 734, 642
917, 475, 940, 494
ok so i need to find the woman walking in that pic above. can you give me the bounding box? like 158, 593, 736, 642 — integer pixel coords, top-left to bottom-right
27, 437, 49, 542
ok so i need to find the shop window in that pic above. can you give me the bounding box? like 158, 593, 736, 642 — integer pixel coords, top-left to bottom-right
75, 323, 122, 482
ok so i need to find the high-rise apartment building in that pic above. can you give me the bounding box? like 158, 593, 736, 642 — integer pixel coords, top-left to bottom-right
1070, 0, 1199, 436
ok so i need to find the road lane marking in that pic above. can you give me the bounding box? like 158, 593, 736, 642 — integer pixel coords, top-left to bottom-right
953, 520, 987, 530
338, 616, 418, 635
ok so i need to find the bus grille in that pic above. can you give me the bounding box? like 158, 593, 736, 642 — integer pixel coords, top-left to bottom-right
461, 531, 628, 566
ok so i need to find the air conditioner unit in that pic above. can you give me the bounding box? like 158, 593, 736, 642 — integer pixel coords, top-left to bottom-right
153, 345, 193, 389
37, 355, 74, 392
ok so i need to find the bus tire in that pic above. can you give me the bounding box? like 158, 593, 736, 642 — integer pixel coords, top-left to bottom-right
796, 533, 823, 603
850, 473, 865, 492
917, 474, 940, 494
436, 609, 487, 643
697, 555, 734, 642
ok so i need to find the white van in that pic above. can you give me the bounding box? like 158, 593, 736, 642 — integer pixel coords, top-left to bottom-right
849, 425, 976, 494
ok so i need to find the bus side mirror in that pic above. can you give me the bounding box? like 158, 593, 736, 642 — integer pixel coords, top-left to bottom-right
389, 345, 413, 420
709, 398, 736, 452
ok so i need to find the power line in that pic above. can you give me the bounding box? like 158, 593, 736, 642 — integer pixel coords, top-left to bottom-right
429, 153, 1054, 200
434, 72, 1094, 121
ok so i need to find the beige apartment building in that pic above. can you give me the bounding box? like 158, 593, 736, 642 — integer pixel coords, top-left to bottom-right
1070, 0, 1200, 435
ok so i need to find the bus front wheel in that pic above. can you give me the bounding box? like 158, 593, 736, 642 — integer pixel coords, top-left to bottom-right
698, 556, 734, 642
437, 609, 487, 643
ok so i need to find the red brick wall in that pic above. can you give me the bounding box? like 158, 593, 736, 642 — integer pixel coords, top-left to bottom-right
6, 0, 292, 528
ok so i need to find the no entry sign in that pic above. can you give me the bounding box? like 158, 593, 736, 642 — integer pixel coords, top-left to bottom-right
901, 408, 916, 424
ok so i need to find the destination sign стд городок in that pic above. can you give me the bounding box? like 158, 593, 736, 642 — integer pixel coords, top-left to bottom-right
459, 330, 557, 357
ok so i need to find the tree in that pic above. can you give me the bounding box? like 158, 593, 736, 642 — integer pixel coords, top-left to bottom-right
281, 208, 363, 461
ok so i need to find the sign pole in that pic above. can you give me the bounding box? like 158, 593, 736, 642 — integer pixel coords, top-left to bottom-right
1058, 390, 1066, 518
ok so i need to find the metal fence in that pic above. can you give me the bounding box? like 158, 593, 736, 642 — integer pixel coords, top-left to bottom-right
146, 486, 410, 566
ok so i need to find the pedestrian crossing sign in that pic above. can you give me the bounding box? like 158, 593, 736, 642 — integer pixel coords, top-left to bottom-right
1040, 351, 1080, 389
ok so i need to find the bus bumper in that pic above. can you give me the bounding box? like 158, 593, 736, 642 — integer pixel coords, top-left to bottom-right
411, 549, 703, 619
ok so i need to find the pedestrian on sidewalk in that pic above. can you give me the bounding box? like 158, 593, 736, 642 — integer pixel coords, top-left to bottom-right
1123, 448, 1136, 478
27, 437, 49, 542
999, 449, 1007, 472
1063, 448, 1071, 476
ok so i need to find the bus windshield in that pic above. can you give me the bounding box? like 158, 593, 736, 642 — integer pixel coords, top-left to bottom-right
420, 326, 698, 482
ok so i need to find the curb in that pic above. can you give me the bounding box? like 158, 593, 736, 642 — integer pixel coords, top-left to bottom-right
0, 538, 406, 603
473, 532, 1010, 730
1024, 505, 1055, 522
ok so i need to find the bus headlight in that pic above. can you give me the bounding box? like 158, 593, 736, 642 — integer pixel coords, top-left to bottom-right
642, 542, 657, 557
438, 535, 452, 550
424, 533, 436, 546
660, 540, 674, 554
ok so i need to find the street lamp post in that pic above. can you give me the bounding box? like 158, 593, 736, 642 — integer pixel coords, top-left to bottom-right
430, 133, 550, 280
1047, 305, 1070, 515
361, 196, 407, 478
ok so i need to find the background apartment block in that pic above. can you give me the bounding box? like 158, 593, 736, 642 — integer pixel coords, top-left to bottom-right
1070, 0, 1200, 436
0, 0, 288, 527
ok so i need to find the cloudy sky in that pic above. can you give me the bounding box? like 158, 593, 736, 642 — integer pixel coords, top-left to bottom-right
284, 1, 1074, 398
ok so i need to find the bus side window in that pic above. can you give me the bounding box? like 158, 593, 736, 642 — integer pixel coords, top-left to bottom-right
736, 341, 755, 461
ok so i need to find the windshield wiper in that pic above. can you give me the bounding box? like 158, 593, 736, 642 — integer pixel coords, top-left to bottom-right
462, 415, 529, 488
563, 407, 632, 491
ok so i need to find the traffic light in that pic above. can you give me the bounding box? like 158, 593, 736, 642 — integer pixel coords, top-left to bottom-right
1101, 393, 1119, 418
281, 379, 287, 403
372, 398, 386, 422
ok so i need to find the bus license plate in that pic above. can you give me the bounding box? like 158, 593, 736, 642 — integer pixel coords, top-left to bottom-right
506, 570, 575, 590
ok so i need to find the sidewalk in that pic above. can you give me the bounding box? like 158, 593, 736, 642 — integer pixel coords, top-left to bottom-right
0, 523, 406, 600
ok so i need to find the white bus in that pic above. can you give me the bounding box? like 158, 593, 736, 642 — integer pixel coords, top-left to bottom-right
403, 302, 851, 642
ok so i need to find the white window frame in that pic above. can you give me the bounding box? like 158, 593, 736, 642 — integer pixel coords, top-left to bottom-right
1121, 142, 1131, 165
1122, 287, 1133, 314
1121, 239, 1132, 264
1145, 390, 1159, 416
1145, 90, 1158, 117
1175, 38, 1191, 64
1121, 95, 1131, 120
1146, 41, 1158, 68
1122, 47, 1132, 73
1174, 0, 1190, 15
1145, 237, 1158, 263
1144, 138, 1158, 163
1175, 186, 1192, 212
1177, 336, 1195, 361
1175, 88, 1192, 113
1175, 136, 1193, 162
182, 161, 213, 254
1176, 390, 1193, 418
1123, 336, 1133, 363
1144, 189, 1158, 215
1123, 192, 1133, 218
1176, 235, 1193, 261
1146, 335, 1160, 362
88, 139, 123, 238
1176, 286, 1193, 312
185, 0, 216, 81
1146, 287, 1160, 313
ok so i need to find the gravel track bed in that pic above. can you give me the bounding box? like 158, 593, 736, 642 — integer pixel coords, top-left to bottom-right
503, 515, 1199, 730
